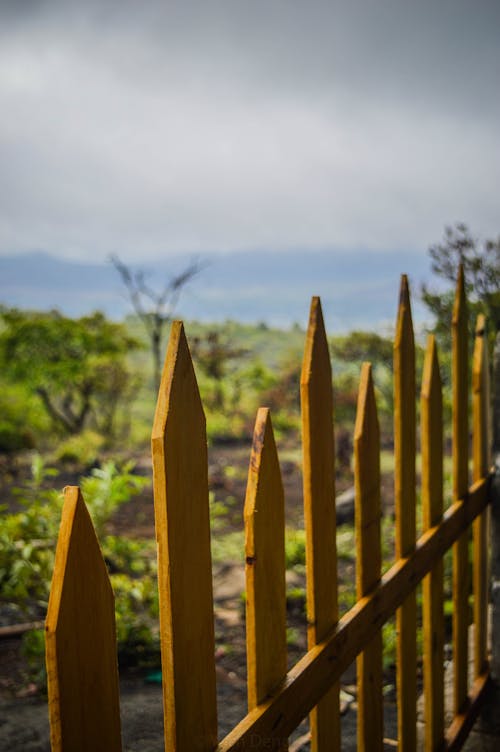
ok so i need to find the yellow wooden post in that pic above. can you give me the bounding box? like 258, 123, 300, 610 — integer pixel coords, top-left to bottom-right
472, 314, 490, 677
300, 297, 340, 751
421, 336, 445, 751
355, 363, 383, 752
152, 322, 218, 752
394, 275, 417, 751
452, 265, 470, 714
245, 408, 288, 749
45, 487, 122, 752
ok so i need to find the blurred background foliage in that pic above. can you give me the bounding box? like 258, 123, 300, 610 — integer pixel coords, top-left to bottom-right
0, 223, 497, 689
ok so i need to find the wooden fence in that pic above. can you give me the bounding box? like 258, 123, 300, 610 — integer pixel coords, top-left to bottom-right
45, 267, 494, 751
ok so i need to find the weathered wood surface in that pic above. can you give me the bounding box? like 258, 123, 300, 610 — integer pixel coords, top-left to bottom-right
218, 476, 490, 751
245, 408, 287, 741
45, 486, 122, 752
472, 314, 490, 678
421, 335, 445, 751
452, 265, 470, 714
152, 321, 217, 752
354, 364, 383, 752
394, 275, 417, 751
300, 297, 339, 751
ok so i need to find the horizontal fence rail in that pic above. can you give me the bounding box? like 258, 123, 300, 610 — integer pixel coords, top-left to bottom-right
44, 265, 495, 752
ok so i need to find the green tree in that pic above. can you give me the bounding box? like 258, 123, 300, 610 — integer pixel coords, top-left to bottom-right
190, 329, 248, 410
0, 308, 139, 437
331, 331, 394, 369
421, 223, 500, 343
331, 331, 398, 435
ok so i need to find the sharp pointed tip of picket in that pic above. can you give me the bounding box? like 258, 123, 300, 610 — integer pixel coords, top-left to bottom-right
310, 295, 321, 310
246, 407, 278, 506
308, 296, 325, 337
152, 319, 204, 444
46, 485, 112, 635
398, 274, 410, 306
301, 296, 330, 386
421, 335, 441, 400
395, 277, 414, 348
453, 265, 467, 325
251, 406, 274, 462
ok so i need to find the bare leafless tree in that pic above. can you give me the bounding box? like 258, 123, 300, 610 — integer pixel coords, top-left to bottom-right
110, 255, 203, 393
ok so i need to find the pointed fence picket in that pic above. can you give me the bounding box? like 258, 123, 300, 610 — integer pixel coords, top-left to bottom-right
244, 408, 287, 749
421, 335, 445, 751
45, 487, 122, 752
472, 314, 490, 678
301, 297, 340, 752
354, 364, 383, 752
394, 275, 417, 752
44, 266, 495, 752
151, 321, 218, 752
452, 266, 470, 717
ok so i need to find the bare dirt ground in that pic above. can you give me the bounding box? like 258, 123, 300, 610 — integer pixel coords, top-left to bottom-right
0, 443, 399, 750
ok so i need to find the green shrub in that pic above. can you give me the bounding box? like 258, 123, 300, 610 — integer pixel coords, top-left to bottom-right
54, 430, 104, 466
80, 460, 149, 538
0, 455, 152, 677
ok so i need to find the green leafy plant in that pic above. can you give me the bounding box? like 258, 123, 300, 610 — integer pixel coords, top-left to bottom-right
81, 460, 148, 538
0, 308, 139, 438
0, 454, 153, 685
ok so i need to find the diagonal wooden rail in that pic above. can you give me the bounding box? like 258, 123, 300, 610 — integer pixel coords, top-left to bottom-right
217, 476, 490, 751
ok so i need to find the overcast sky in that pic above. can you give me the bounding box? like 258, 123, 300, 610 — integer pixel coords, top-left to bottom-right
0, 0, 499, 263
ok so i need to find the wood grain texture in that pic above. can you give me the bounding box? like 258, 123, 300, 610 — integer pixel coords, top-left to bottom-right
421, 335, 445, 751
152, 321, 217, 752
472, 314, 490, 677
45, 486, 122, 752
452, 265, 470, 714
300, 297, 339, 751
217, 477, 490, 752
354, 364, 383, 752
244, 408, 287, 749
393, 275, 417, 751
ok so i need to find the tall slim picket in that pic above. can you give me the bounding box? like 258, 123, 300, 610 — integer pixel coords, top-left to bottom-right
421, 336, 445, 751
355, 364, 383, 752
472, 314, 490, 677
45, 487, 122, 752
394, 275, 417, 751
452, 266, 470, 714
244, 408, 288, 749
151, 322, 218, 752
301, 297, 340, 751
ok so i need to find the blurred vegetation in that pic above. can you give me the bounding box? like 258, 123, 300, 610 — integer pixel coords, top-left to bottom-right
0, 308, 140, 446
421, 222, 500, 352
0, 455, 154, 684
1, 231, 485, 690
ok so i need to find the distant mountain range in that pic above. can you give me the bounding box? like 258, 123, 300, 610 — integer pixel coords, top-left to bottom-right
0, 249, 433, 333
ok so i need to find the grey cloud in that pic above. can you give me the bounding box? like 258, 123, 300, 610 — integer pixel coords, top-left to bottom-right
0, 1, 499, 260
